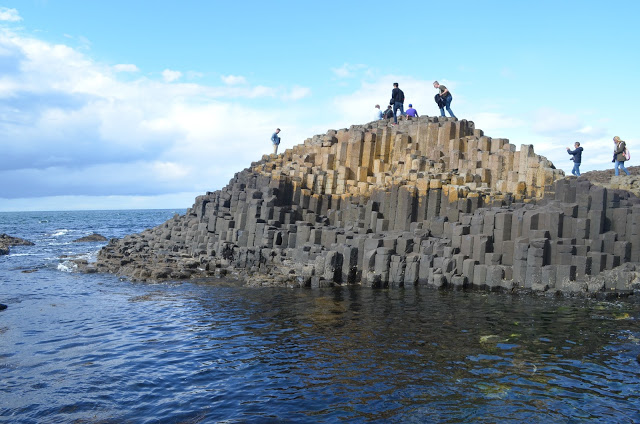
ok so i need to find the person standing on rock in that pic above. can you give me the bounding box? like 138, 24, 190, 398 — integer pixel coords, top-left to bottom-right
271, 128, 281, 155
566, 142, 583, 176
374, 104, 383, 121
389, 82, 405, 125
406, 103, 419, 118
433, 81, 456, 118
613, 136, 630, 176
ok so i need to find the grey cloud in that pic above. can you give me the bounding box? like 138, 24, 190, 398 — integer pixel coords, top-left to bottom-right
0, 91, 95, 127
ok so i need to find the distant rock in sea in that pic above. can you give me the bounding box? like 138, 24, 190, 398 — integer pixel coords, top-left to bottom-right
73, 233, 108, 243
0, 234, 35, 256
0, 304, 7, 311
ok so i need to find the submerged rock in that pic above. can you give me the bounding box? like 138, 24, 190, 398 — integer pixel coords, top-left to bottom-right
73, 233, 108, 243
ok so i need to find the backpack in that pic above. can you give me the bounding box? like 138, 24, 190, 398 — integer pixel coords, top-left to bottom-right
625, 148, 630, 161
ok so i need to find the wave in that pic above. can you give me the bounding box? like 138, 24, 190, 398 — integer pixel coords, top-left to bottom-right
57, 261, 77, 273
51, 229, 70, 237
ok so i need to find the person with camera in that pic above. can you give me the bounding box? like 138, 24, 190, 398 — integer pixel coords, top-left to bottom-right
566, 142, 583, 176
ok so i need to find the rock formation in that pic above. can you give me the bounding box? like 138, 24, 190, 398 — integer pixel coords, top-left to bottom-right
91, 116, 640, 297
0, 234, 35, 256
73, 233, 108, 243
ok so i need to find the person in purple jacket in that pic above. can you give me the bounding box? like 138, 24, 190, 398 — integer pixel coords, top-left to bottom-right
406, 104, 419, 118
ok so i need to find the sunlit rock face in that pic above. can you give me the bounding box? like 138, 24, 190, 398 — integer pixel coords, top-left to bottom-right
92, 116, 640, 297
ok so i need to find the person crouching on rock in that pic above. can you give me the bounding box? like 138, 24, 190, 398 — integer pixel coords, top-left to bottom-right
566, 142, 583, 176
383, 105, 394, 120
613, 136, 630, 176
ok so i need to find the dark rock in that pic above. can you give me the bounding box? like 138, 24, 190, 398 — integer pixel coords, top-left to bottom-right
0, 234, 35, 256
0, 304, 7, 311
73, 233, 108, 243
0, 234, 35, 246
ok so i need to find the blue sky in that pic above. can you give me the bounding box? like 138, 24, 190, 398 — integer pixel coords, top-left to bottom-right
0, 1, 638, 211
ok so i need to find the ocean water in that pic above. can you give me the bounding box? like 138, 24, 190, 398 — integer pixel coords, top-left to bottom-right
1, 209, 640, 423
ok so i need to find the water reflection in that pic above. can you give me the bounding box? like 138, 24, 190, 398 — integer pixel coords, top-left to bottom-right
180, 286, 640, 423
2, 275, 639, 423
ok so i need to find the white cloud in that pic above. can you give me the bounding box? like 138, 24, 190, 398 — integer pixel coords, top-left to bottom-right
0, 27, 318, 206
283, 85, 311, 101
247, 85, 276, 98
0, 7, 21, 22
113, 64, 139, 72
469, 112, 525, 132
331, 63, 367, 78
221, 74, 247, 85
531, 108, 584, 135
162, 69, 182, 82
185, 71, 204, 79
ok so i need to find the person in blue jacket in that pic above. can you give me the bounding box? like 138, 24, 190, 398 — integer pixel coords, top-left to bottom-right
566, 142, 583, 176
271, 128, 281, 155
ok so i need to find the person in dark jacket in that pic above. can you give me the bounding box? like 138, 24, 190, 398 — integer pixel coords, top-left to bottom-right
566, 142, 583, 176
389, 82, 405, 125
613, 136, 630, 176
383, 105, 394, 119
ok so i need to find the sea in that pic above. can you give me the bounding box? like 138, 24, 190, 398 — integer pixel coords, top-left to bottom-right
0, 209, 639, 424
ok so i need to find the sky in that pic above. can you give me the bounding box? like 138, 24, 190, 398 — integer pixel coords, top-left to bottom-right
0, 1, 638, 212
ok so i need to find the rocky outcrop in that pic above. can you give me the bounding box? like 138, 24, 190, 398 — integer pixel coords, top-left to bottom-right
0, 234, 35, 256
73, 233, 107, 243
90, 116, 640, 297
581, 166, 640, 197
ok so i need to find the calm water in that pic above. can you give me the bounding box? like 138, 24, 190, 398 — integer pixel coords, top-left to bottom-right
1, 210, 639, 423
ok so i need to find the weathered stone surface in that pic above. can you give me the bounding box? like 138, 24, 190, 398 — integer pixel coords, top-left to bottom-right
87, 118, 640, 299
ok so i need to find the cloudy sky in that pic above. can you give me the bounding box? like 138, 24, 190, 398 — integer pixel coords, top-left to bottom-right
0, 1, 638, 211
